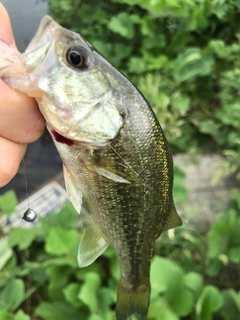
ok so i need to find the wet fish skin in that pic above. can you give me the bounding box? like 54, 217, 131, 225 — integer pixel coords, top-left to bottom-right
0, 16, 182, 320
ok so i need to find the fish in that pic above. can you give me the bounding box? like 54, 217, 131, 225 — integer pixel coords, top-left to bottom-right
0, 16, 182, 320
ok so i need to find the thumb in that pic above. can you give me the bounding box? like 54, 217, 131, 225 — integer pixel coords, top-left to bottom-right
0, 3, 20, 67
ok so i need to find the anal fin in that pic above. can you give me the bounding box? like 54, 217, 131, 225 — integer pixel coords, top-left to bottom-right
78, 223, 109, 267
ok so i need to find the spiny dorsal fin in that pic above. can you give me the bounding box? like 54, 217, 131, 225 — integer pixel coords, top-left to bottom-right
78, 223, 109, 267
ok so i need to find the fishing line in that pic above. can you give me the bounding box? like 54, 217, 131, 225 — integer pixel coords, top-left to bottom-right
21, 157, 37, 223
8, 85, 38, 223
109, 144, 144, 183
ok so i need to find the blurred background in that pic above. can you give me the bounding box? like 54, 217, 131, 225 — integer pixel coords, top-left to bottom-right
1, 0, 240, 319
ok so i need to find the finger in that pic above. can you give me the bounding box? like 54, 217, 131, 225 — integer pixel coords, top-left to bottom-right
0, 80, 46, 143
0, 136, 27, 187
0, 3, 16, 48
0, 4, 46, 143
0, 3, 20, 67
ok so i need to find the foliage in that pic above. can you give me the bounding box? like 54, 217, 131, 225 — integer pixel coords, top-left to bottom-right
49, 0, 240, 158
2, 0, 240, 319
1, 185, 240, 320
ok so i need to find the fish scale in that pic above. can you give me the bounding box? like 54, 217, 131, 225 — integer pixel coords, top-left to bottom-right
0, 16, 182, 320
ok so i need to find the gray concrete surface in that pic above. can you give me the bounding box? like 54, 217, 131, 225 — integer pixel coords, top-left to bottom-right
174, 154, 239, 232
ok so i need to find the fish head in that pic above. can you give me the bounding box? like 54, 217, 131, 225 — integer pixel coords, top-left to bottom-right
0, 16, 124, 145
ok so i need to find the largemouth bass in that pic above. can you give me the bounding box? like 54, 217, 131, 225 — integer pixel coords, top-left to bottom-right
0, 16, 182, 320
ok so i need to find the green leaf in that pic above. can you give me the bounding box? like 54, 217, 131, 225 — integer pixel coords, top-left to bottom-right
128, 57, 146, 74
0, 310, 9, 320
78, 272, 101, 313
0, 237, 13, 270
98, 287, 114, 319
196, 286, 223, 320
166, 0, 179, 6
0, 279, 25, 310
199, 120, 220, 138
59, 1, 72, 11
173, 48, 214, 82
35, 301, 86, 320
45, 227, 79, 255
209, 40, 228, 58
156, 92, 171, 109
108, 13, 135, 39
212, 2, 228, 19
207, 209, 240, 263
229, 246, 240, 262
47, 266, 69, 300
88, 315, 103, 320
54, 202, 79, 228
142, 52, 168, 71
171, 93, 190, 113
184, 272, 203, 302
189, 6, 209, 30
140, 16, 155, 36
207, 210, 233, 259
63, 283, 82, 308
8, 227, 39, 250
31, 267, 49, 283
13, 310, 31, 320
0, 190, 18, 214
173, 166, 188, 204
0, 254, 16, 287
228, 289, 240, 311
142, 35, 166, 49
221, 289, 240, 319
40, 202, 78, 233
109, 252, 120, 281
148, 297, 178, 320
150, 257, 193, 316
16, 261, 42, 277
206, 259, 222, 277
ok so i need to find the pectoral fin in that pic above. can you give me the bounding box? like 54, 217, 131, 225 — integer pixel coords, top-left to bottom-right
94, 167, 130, 184
163, 202, 182, 231
86, 163, 130, 184
63, 163, 82, 213
78, 223, 109, 267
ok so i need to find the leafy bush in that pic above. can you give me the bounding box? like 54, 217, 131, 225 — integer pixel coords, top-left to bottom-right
1, 184, 240, 320
49, 0, 240, 157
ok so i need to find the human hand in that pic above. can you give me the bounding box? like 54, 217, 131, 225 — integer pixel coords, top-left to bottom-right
0, 3, 45, 187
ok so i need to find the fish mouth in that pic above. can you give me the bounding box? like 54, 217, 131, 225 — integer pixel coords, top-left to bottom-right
25, 16, 59, 54
0, 16, 61, 95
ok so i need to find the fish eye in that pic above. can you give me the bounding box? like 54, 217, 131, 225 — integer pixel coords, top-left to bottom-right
66, 45, 89, 69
